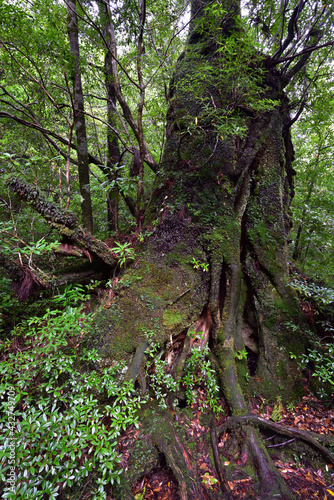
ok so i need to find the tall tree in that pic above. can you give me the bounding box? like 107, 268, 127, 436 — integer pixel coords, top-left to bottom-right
98, 0, 122, 231
66, 0, 94, 233
291, 78, 334, 276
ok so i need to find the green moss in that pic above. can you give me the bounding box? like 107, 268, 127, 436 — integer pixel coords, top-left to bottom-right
275, 360, 288, 379
163, 309, 184, 329
126, 437, 159, 483
236, 359, 251, 394
203, 218, 240, 264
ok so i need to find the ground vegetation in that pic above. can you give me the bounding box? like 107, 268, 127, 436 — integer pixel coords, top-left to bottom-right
1, 0, 334, 498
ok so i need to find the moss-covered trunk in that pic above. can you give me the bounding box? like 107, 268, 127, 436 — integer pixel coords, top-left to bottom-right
111, 0, 308, 496
156, 2, 304, 404
79, 2, 314, 497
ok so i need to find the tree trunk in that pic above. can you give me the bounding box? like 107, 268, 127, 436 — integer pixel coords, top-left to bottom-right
104, 0, 308, 496
156, 0, 304, 400
98, 0, 122, 233
67, 0, 94, 233
73, 1, 318, 495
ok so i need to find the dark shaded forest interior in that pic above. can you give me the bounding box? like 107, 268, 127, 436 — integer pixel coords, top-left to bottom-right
1, 0, 334, 499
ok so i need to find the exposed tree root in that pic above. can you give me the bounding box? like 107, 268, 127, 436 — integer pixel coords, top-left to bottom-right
210, 255, 297, 499
210, 418, 234, 499
140, 402, 221, 500
217, 414, 334, 464
124, 341, 150, 393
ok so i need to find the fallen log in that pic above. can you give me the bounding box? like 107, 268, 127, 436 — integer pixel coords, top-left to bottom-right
7, 177, 117, 267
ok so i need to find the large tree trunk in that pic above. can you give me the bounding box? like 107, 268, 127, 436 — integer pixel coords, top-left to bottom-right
157, 0, 304, 401
65, 2, 317, 497
5, 2, 333, 498
101, 0, 310, 496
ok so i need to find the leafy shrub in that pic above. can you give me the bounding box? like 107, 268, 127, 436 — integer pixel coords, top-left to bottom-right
182, 344, 222, 414
144, 330, 222, 414
111, 242, 135, 268
295, 340, 334, 399
290, 278, 334, 312
0, 301, 144, 499
288, 324, 334, 399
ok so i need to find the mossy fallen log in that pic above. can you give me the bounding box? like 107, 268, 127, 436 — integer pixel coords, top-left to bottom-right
7, 177, 116, 267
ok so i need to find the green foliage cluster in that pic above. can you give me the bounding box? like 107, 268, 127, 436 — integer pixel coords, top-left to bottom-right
271, 396, 284, 422
0, 0, 334, 496
191, 257, 209, 272
0, 221, 59, 263
290, 77, 334, 282
144, 329, 222, 414
174, 2, 279, 140
0, 154, 67, 277
111, 242, 135, 268
0, 288, 144, 499
287, 277, 334, 398
182, 343, 222, 414
290, 339, 334, 400
301, 342, 334, 394
290, 278, 334, 313
0, 0, 188, 237
0, 282, 223, 498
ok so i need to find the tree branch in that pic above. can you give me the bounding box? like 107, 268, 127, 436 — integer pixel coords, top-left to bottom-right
273, 0, 308, 60
273, 40, 334, 68
7, 177, 116, 266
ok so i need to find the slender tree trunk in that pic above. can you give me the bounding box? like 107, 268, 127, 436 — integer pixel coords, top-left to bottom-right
105, 51, 121, 233
98, 0, 121, 233
66, 0, 94, 233
135, 0, 146, 227
292, 157, 320, 262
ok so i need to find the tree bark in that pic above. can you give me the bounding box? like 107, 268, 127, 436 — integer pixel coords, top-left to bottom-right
66, 0, 94, 233
98, 0, 122, 232
158, 0, 303, 399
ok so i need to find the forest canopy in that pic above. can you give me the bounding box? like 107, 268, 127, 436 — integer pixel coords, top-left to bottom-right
1, 0, 334, 499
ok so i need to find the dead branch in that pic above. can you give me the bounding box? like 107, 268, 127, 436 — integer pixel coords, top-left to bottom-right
0, 250, 46, 301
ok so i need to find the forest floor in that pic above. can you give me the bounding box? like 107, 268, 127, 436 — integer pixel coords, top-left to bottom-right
117, 391, 334, 500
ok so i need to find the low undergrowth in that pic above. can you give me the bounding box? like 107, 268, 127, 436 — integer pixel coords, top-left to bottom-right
0, 287, 145, 500
1, 279, 333, 499
0, 285, 222, 499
